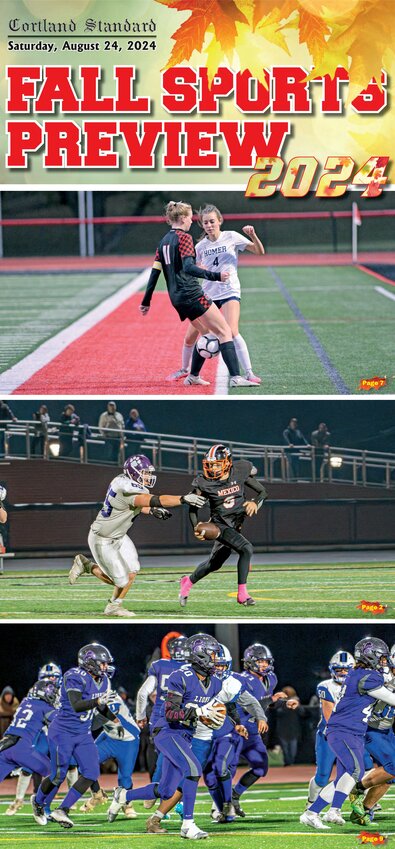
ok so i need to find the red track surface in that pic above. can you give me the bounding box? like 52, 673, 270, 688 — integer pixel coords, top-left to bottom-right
15, 293, 218, 395
2, 251, 395, 273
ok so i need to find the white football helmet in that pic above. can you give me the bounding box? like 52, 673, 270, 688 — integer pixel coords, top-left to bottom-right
329, 650, 354, 683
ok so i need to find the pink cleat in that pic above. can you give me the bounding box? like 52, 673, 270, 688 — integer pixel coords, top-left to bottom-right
245, 371, 262, 385
179, 575, 193, 607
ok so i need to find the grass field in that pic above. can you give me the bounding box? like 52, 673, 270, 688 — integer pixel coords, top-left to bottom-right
0, 784, 393, 848
1, 562, 394, 620
0, 263, 393, 394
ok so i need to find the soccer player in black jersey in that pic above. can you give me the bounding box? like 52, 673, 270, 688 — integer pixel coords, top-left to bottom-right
140, 201, 253, 387
179, 444, 268, 607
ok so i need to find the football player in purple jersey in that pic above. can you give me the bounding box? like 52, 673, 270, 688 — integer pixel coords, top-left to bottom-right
69, 455, 205, 617
111, 633, 226, 840
301, 637, 395, 829
0, 679, 57, 794
179, 444, 267, 607
31, 643, 119, 829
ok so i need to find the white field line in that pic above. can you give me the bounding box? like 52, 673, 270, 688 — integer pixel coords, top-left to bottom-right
375, 285, 395, 303
0, 269, 150, 393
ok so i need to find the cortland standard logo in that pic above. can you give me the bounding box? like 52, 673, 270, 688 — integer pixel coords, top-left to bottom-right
357, 601, 388, 615
358, 376, 387, 391
358, 832, 389, 844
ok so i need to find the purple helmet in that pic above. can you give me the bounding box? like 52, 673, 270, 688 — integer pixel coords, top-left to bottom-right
123, 455, 156, 489
243, 643, 274, 675
29, 679, 59, 706
185, 633, 221, 675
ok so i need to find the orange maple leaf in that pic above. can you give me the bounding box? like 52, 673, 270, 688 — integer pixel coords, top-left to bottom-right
156, 0, 248, 67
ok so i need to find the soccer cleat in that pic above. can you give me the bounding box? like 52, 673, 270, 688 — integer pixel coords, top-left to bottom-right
146, 814, 166, 834
31, 793, 47, 826
231, 793, 245, 817
123, 803, 137, 819
80, 789, 108, 812
181, 820, 209, 839
143, 799, 156, 810
69, 553, 92, 585
6, 799, 24, 815
184, 375, 210, 386
166, 368, 189, 382
104, 601, 136, 617
300, 810, 330, 830
237, 595, 256, 606
245, 371, 262, 385
349, 787, 366, 820
322, 808, 345, 825
350, 808, 368, 826
229, 376, 256, 387
50, 807, 74, 828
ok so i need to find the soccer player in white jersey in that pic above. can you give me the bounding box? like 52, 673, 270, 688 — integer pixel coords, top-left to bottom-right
167, 204, 265, 384
68, 455, 205, 617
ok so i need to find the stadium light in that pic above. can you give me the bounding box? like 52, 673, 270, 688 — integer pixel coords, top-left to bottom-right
329, 455, 343, 469
48, 441, 60, 458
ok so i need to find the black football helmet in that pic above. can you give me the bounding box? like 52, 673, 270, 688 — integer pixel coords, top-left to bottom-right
202, 444, 232, 480
78, 643, 113, 679
167, 635, 188, 662
29, 679, 59, 705
243, 643, 274, 674
186, 633, 221, 675
354, 637, 389, 670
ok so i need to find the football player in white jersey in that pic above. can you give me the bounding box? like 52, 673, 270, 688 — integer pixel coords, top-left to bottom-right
68, 455, 205, 617
307, 650, 354, 804
167, 204, 265, 385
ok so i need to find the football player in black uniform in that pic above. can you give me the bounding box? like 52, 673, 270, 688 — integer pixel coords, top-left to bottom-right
179, 444, 268, 607
140, 201, 253, 387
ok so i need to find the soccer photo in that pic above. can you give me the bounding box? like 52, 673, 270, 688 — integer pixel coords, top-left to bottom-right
0, 398, 394, 620
0, 190, 394, 396
1, 621, 395, 848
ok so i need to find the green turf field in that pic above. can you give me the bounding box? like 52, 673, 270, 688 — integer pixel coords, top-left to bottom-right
1, 562, 394, 619
1, 264, 393, 394
0, 272, 134, 371
0, 784, 392, 848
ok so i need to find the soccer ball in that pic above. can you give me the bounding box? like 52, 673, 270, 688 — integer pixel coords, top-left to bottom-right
196, 334, 220, 359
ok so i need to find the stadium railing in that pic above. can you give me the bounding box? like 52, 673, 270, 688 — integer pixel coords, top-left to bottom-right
2, 420, 395, 490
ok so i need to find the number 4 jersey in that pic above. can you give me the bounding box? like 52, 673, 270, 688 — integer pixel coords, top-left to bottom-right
328, 667, 384, 736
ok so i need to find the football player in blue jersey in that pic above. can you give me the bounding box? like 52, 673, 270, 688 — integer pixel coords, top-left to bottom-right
111, 633, 226, 839
0, 679, 57, 796
307, 650, 355, 805
349, 641, 395, 825
229, 642, 297, 817
301, 637, 395, 830
31, 642, 118, 829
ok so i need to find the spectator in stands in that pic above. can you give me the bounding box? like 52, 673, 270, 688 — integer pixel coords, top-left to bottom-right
0, 485, 7, 527
311, 422, 331, 482
283, 417, 309, 480
125, 408, 147, 433
59, 404, 80, 458
98, 401, 125, 463
32, 404, 50, 457
0, 401, 17, 457
0, 686, 19, 718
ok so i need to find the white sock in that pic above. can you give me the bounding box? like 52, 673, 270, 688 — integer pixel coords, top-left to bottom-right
16, 772, 31, 800
308, 776, 321, 803
233, 334, 252, 373
182, 344, 194, 371
111, 595, 122, 604
155, 810, 164, 820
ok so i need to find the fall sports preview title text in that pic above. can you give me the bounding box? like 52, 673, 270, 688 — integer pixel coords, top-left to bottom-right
6, 65, 390, 195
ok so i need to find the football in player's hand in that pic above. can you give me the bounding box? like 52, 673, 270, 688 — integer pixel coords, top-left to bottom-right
195, 521, 221, 541
199, 701, 227, 728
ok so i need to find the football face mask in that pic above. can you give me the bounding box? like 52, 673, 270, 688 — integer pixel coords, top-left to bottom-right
202, 444, 232, 480
329, 650, 354, 683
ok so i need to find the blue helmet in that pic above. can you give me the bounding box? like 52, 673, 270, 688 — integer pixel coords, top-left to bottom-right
168, 636, 188, 662
186, 633, 221, 676
329, 650, 354, 684
78, 643, 113, 679
29, 679, 59, 705
38, 662, 62, 686
214, 644, 232, 679
123, 455, 156, 488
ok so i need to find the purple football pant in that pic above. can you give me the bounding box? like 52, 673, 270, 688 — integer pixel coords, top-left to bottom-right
230, 732, 268, 795
48, 729, 100, 784
310, 730, 365, 813
0, 737, 50, 781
